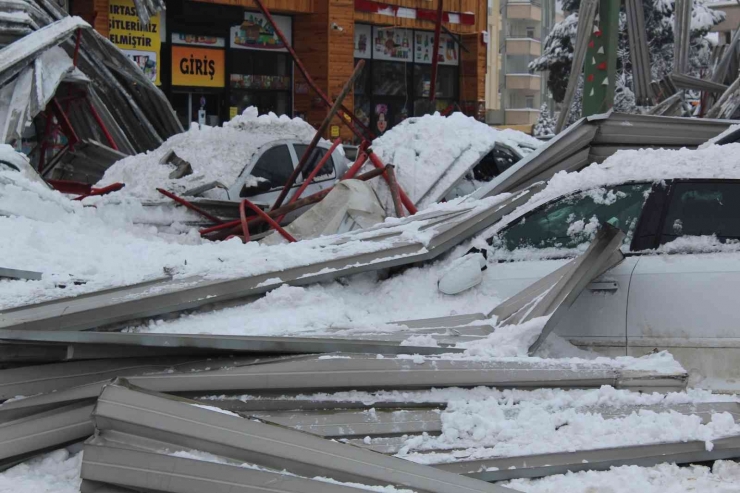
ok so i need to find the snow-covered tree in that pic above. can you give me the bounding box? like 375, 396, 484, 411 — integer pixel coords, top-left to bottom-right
534, 103, 556, 137
531, 0, 724, 112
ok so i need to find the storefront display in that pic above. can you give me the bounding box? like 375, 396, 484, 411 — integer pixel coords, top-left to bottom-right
107, 0, 162, 84
231, 12, 291, 52
354, 25, 460, 135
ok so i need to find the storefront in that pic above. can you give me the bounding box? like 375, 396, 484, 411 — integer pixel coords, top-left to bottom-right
353, 25, 460, 135
80, 0, 487, 139
163, 2, 294, 125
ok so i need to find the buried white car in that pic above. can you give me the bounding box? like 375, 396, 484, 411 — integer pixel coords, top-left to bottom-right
444, 143, 740, 389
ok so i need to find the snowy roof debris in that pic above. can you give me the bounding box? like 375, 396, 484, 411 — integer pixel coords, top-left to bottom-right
369, 113, 541, 212
0, 0, 182, 185
98, 108, 322, 201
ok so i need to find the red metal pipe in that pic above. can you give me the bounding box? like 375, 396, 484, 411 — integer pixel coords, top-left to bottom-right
238, 199, 251, 243
341, 151, 368, 180
251, 0, 374, 141
73, 182, 124, 200
156, 188, 224, 224
48, 179, 93, 195
86, 97, 118, 150
430, 0, 444, 102
73, 29, 82, 67
291, 138, 342, 206
50, 99, 80, 150
240, 199, 296, 243
366, 151, 418, 215
274, 138, 342, 224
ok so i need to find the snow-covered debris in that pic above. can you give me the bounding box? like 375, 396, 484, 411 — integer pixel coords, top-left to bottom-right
504, 461, 740, 493
98, 107, 322, 200
0, 144, 49, 187
0, 449, 81, 493
700, 122, 740, 148
369, 112, 541, 211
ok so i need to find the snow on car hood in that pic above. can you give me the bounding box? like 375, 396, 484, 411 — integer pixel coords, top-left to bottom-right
97, 107, 324, 200
368, 112, 541, 212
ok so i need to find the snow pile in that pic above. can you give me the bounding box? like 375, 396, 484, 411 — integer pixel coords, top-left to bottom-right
98, 107, 321, 200
0, 449, 81, 493
505, 461, 740, 493
369, 113, 541, 211
0, 144, 49, 187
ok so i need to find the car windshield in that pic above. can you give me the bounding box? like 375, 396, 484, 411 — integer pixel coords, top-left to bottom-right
487, 183, 652, 259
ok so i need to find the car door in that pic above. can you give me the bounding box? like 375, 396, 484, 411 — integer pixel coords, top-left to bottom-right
480, 183, 654, 353
627, 180, 740, 385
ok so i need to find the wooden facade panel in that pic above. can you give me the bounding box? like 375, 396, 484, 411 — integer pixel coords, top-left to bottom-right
328, 0, 356, 141
353, 12, 477, 34
193, 0, 314, 14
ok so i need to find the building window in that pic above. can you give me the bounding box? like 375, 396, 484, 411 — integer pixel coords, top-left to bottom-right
526, 26, 535, 39
525, 95, 534, 108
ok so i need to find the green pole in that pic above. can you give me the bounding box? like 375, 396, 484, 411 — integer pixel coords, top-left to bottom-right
582, 0, 619, 116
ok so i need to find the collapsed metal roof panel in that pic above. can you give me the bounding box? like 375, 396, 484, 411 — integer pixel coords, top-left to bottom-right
0, 15, 86, 86
0, 329, 465, 357
475, 113, 735, 198
435, 433, 740, 482
0, 401, 93, 463
0, 190, 535, 333
90, 381, 514, 493
0, 355, 687, 424
82, 439, 376, 493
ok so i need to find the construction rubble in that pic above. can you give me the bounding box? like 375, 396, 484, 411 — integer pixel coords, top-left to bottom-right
5, 1, 740, 492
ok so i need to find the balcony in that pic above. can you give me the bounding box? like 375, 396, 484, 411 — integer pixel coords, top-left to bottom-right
505, 73, 541, 91
505, 108, 540, 125
505, 38, 541, 56
506, 1, 542, 21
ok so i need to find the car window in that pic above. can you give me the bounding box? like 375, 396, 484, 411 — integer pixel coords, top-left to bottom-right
294, 144, 334, 181
660, 182, 740, 245
491, 183, 651, 253
250, 145, 294, 190
472, 146, 521, 182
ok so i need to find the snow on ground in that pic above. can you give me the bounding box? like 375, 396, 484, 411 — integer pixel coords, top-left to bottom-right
504, 461, 740, 493
0, 449, 81, 493
369, 112, 541, 211
97, 108, 321, 200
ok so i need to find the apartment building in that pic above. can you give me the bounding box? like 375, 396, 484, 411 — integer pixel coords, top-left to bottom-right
486, 0, 559, 128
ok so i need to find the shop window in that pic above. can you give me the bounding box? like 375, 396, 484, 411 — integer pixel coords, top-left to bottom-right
294, 145, 335, 181
249, 144, 294, 190
372, 61, 408, 96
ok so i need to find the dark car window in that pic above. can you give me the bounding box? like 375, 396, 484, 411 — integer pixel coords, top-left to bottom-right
492, 183, 651, 252
294, 144, 335, 181
660, 182, 740, 244
473, 146, 521, 182
250, 145, 294, 190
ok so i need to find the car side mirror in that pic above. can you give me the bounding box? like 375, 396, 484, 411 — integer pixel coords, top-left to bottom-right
240, 178, 272, 197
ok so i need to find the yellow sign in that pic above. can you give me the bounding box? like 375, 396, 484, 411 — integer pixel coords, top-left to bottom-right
171, 46, 225, 88
108, 0, 161, 85
229, 107, 238, 119
330, 125, 340, 138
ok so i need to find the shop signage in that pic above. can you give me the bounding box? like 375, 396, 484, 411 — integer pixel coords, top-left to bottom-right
108, 0, 161, 84
172, 33, 225, 47
330, 125, 340, 138
414, 31, 458, 66
171, 46, 225, 87
372, 27, 412, 62
229, 107, 238, 120
231, 12, 291, 52
354, 24, 371, 59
